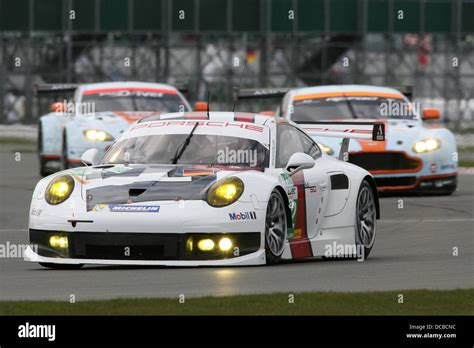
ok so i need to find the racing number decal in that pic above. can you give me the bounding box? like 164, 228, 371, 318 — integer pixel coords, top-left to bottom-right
289, 170, 313, 259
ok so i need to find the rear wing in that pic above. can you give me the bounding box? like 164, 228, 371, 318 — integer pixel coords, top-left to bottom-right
298, 121, 385, 161
34, 83, 80, 95
235, 88, 292, 101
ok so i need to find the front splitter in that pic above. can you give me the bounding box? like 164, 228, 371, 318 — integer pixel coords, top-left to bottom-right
23, 246, 266, 267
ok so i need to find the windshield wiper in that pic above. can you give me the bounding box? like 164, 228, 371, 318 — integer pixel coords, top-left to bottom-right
170, 122, 199, 164
344, 97, 358, 119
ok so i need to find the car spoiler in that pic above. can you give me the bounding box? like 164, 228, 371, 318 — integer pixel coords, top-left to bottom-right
298, 121, 385, 161
34, 83, 80, 95
235, 87, 293, 101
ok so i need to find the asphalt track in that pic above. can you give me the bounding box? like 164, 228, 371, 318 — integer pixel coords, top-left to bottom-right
0, 144, 473, 301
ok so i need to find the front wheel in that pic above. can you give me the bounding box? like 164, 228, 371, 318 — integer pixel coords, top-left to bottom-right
355, 180, 377, 259
265, 190, 288, 265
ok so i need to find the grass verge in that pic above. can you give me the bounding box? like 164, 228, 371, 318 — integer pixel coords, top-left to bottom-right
0, 137, 36, 145
0, 289, 472, 316
459, 159, 474, 167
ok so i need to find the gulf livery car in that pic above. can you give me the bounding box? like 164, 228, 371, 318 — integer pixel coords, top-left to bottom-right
25, 112, 384, 268
37, 81, 200, 176
238, 85, 458, 194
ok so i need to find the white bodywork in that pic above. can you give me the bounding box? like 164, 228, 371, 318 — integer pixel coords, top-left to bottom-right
26, 112, 379, 267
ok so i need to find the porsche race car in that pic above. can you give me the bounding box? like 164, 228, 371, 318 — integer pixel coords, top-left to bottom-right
25, 111, 384, 268
238, 85, 458, 194
37, 81, 206, 176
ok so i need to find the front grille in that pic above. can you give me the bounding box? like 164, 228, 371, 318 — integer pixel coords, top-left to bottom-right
375, 176, 417, 187
30, 229, 260, 261
349, 152, 420, 172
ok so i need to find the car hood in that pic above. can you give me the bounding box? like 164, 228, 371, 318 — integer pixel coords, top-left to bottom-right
65, 164, 243, 211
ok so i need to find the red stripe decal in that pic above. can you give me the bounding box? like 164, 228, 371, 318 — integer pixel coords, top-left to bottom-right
289, 171, 313, 259
185, 113, 209, 120
234, 113, 255, 123
83, 87, 178, 96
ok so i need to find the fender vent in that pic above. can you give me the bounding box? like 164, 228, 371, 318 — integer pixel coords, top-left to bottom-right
330, 174, 349, 190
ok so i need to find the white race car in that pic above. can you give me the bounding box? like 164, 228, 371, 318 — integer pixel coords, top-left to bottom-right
238, 85, 458, 194
37, 81, 206, 176
25, 112, 384, 268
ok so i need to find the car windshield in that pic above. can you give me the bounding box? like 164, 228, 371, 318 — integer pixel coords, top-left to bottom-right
292, 96, 418, 122
101, 134, 269, 168
82, 91, 186, 113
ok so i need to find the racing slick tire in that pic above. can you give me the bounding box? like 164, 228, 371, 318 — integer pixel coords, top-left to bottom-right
355, 180, 377, 259
265, 189, 288, 265
39, 263, 84, 270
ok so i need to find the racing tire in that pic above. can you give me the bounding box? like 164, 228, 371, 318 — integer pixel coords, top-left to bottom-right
265, 189, 288, 265
39, 263, 84, 270
355, 180, 377, 260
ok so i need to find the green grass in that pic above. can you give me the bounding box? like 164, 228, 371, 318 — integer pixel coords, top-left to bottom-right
0, 289, 472, 316
0, 137, 36, 145
458, 145, 474, 153
456, 128, 474, 135
459, 159, 474, 167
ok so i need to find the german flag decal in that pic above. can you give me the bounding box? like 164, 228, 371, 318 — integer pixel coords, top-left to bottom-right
289, 171, 313, 259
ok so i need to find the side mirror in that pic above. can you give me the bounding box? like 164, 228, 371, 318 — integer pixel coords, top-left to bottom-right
422, 108, 440, 120
81, 148, 99, 166
259, 110, 275, 116
286, 153, 315, 176
50, 102, 65, 113
194, 101, 208, 112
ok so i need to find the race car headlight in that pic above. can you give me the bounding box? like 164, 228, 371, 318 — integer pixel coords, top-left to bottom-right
83, 129, 114, 142
318, 143, 334, 155
206, 177, 244, 207
413, 138, 441, 153
45, 175, 74, 205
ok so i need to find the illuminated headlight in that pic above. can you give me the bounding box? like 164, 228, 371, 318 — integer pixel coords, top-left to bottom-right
45, 175, 74, 205
206, 177, 244, 207
197, 239, 215, 251
83, 129, 114, 142
318, 143, 334, 155
49, 235, 68, 249
413, 138, 441, 153
218, 237, 233, 251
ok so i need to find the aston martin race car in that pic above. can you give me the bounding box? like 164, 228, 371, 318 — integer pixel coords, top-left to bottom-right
25, 112, 384, 268
238, 85, 458, 194
37, 81, 207, 176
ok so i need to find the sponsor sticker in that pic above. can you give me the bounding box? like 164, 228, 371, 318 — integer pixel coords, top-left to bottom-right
293, 228, 302, 239
229, 211, 257, 221
92, 204, 160, 213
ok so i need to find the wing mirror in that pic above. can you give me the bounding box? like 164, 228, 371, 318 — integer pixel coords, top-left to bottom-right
194, 101, 208, 111
422, 108, 440, 120
286, 153, 315, 176
50, 102, 65, 113
81, 148, 99, 166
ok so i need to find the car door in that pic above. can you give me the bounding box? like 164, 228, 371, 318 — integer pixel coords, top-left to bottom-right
276, 124, 329, 258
